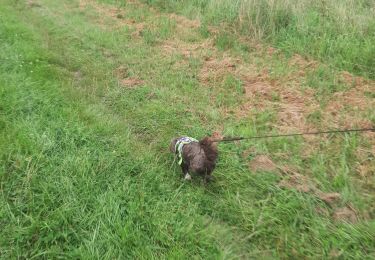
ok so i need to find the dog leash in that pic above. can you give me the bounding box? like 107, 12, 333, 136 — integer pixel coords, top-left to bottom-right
212, 128, 375, 143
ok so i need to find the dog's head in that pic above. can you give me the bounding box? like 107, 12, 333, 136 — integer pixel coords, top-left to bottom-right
169, 138, 179, 153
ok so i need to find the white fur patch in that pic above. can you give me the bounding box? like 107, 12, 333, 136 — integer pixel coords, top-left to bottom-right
184, 173, 192, 180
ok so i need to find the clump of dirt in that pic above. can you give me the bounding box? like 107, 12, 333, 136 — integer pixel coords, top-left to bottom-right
114, 66, 144, 88
229, 69, 274, 117
323, 69, 375, 131
339, 71, 370, 87
249, 155, 277, 172
120, 77, 144, 88
131, 22, 146, 38
324, 81, 375, 136
315, 191, 342, 205
243, 81, 274, 100
341, 71, 355, 86
278, 103, 306, 130
199, 56, 239, 84
332, 205, 358, 223
316, 204, 360, 224
357, 162, 375, 178
356, 146, 375, 178
288, 54, 317, 70
329, 87, 374, 111
279, 173, 314, 193
277, 89, 317, 132
162, 39, 213, 59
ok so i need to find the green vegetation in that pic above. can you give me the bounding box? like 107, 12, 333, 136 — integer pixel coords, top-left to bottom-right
1, 0, 374, 259
143, 0, 375, 79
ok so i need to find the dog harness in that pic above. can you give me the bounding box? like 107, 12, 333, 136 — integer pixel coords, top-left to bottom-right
175, 137, 198, 165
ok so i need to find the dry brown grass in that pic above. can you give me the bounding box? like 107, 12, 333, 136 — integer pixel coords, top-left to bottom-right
78, 0, 147, 32
248, 155, 277, 172
162, 39, 214, 59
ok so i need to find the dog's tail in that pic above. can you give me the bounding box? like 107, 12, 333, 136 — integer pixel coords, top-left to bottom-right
199, 137, 218, 162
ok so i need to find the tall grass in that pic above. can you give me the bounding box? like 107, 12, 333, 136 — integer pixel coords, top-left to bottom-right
143, 0, 375, 78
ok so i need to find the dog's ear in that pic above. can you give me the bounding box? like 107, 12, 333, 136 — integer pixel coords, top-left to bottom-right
169, 138, 178, 153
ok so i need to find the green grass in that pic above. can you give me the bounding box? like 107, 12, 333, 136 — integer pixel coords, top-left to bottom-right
1, 0, 374, 259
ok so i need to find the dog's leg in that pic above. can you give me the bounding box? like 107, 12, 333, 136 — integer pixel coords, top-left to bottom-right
181, 163, 191, 180
205, 174, 213, 183
203, 171, 213, 184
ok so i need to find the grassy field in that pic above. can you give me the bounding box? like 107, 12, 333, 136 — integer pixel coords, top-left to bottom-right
143, 0, 375, 79
0, 0, 374, 258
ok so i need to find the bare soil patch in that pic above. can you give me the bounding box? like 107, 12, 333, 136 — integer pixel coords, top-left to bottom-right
120, 77, 144, 88
199, 56, 239, 84
323, 80, 375, 138
278, 173, 314, 193
79, 0, 145, 32
288, 54, 318, 71
236, 68, 318, 132
315, 191, 342, 205
332, 205, 358, 223
162, 39, 214, 59
356, 146, 375, 179
327, 86, 374, 112
243, 81, 274, 100
115, 66, 144, 88
277, 89, 318, 132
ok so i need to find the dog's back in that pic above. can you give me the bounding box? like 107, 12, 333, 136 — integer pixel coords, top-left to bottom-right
182, 137, 218, 176
170, 135, 219, 181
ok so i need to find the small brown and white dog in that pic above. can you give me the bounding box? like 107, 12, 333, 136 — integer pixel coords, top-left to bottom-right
170, 133, 221, 182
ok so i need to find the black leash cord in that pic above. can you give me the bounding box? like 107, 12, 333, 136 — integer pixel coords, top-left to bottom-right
213, 128, 375, 143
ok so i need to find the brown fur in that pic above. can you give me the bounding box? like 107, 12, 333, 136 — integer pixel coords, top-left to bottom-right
170, 135, 220, 182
